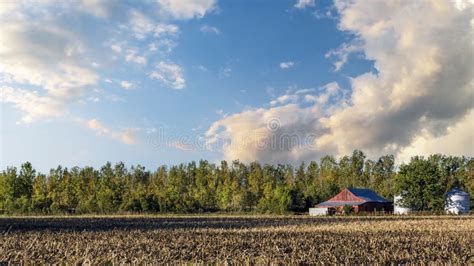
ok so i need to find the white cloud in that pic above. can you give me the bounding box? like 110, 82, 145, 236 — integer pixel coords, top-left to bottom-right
397, 109, 474, 163
0, 0, 214, 122
125, 49, 147, 65
206, 1, 474, 164
148, 39, 177, 54
157, 0, 217, 19
88, 96, 100, 102
110, 43, 122, 53
205, 104, 322, 164
86, 118, 110, 135
120, 130, 137, 145
315, 82, 340, 105
0, 12, 99, 124
120, 80, 134, 90
0, 2, 21, 16
270, 94, 298, 106
85, 119, 137, 145
279, 61, 295, 69
0, 0, 216, 147
294, 0, 315, 9
0, 87, 63, 123
155, 23, 179, 37
129, 10, 155, 39
0, 21, 99, 99
318, 0, 474, 158
325, 42, 361, 71
80, 0, 116, 18
304, 95, 317, 103
200, 24, 221, 34
148, 61, 185, 89
295, 88, 315, 94
148, 43, 158, 52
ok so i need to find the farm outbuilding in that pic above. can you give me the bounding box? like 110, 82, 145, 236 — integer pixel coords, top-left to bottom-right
309, 188, 393, 215
445, 188, 470, 214
394, 194, 411, 215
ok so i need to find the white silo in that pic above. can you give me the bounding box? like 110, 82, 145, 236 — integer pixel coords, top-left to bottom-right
394, 194, 411, 214
445, 188, 470, 214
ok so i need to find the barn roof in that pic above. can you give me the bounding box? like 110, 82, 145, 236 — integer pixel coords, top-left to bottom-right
347, 188, 391, 203
316, 201, 365, 207
315, 187, 391, 208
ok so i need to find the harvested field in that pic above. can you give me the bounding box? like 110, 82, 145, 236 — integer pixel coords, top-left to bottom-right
0, 216, 473, 264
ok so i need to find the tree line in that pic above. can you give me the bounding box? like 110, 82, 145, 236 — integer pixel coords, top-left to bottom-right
0, 151, 472, 214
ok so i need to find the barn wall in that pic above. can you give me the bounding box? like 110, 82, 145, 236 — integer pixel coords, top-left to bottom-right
359, 202, 393, 213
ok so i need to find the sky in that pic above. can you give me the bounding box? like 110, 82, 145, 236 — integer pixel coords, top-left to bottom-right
1, 0, 473, 172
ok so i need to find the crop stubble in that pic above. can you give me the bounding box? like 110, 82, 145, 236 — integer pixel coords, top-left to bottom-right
0, 216, 472, 264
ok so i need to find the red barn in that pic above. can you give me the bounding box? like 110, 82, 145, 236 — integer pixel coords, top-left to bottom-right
314, 188, 393, 214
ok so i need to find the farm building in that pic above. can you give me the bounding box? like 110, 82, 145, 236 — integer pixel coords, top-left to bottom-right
394, 194, 411, 214
445, 188, 470, 214
309, 188, 393, 215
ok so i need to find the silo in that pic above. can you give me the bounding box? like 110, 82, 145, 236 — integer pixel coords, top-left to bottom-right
394, 194, 411, 214
445, 188, 470, 214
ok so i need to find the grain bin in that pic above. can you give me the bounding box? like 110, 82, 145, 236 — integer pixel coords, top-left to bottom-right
394, 194, 411, 214
445, 188, 470, 214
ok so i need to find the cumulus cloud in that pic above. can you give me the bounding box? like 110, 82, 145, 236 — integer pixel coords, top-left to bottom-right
279, 61, 295, 69
157, 0, 217, 19
397, 110, 474, 163
205, 104, 324, 164
318, 0, 473, 158
149, 61, 185, 89
294, 0, 315, 9
85, 119, 137, 145
206, 1, 474, 163
200, 25, 221, 34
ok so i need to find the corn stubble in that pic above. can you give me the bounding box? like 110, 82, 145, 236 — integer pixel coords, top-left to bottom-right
0, 216, 472, 264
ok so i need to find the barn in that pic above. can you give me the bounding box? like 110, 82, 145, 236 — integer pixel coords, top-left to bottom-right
309, 188, 393, 215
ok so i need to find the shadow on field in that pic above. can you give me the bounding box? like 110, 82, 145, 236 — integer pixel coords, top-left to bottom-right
0, 216, 465, 232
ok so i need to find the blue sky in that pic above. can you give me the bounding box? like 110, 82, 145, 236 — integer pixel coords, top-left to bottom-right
1, 0, 473, 172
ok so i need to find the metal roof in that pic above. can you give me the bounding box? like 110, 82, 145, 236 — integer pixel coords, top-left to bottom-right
347, 188, 391, 203
316, 201, 364, 207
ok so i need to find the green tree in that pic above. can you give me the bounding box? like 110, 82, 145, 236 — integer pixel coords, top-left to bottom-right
395, 156, 445, 211
31, 174, 51, 213
15, 162, 35, 199
0, 167, 17, 213
319, 155, 340, 201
